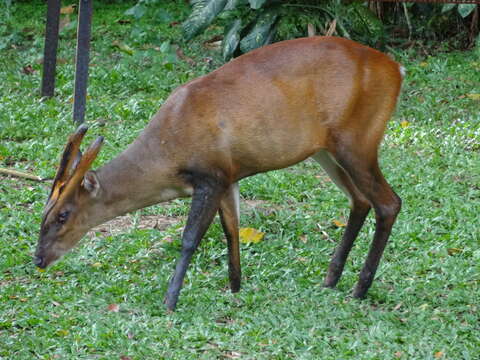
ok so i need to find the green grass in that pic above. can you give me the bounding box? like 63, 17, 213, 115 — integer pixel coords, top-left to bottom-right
1, 2, 479, 359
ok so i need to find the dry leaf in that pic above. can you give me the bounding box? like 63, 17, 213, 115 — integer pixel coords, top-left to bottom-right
91, 262, 102, 268
22, 65, 35, 75
239, 227, 265, 244
419, 62, 428, 67
176, 47, 196, 66
37, 267, 46, 272
447, 248, 462, 256
394, 351, 403, 358
400, 120, 410, 128
112, 41, 134, 55
434, 351, 444, 359
307, 23, 316, 37
60, 5, 75, 14
57, 329, 69, 336
223, 352, 241, 359
108, 303, 120, 312
120, 356, 132, 360
59, 14, 71, 33
466, 93, 480, 101
332, 219, 346, 227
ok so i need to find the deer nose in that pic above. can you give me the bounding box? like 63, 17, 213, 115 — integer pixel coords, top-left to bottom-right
33, 256, 45, 268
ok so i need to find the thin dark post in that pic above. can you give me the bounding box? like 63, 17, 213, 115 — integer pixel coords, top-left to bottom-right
73, 0, 93, 124
41, 0, 61, 97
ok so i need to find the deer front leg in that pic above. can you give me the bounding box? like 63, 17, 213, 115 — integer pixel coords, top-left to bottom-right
164, 174, 227, 311
218, 183, 241, 292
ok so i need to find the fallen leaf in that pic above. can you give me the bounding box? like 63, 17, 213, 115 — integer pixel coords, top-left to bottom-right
91, 262, 102, 268
466, 93, 480, 101
112, 40, 134, 55
108, 303, 120, 312
332, 219, 346, 227
60, 5, 75, 14
59, 14, 71, 32
51, 301, 61, 307
20, 298, 28, 302
239, 227, 265, 244
223, 351, 241, 359
394, 351, 403, 358
434, 351, 444, 358
393, 302, 402, 311
176, 47, 196, 66
57, 329, 69, 336
307, 23, 316, 37
37, 267, 46, 272
400, 120, 410, 128
419, 61, 428, 67
447, 248, 462, 256
22, 65, 35, 75
120, 356, 132, 360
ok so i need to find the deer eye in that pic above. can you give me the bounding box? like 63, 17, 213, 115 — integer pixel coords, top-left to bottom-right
58, 211, 70, 224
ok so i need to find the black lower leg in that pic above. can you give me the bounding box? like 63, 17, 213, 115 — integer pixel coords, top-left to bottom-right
164, 174, 226, 311
353, 197, 400, 298
324, 204, 370, 288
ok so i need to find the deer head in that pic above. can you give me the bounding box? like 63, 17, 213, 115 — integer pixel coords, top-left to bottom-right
34, 125, 104, 268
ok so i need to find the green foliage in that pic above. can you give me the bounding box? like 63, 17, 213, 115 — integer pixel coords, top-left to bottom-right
443, 3, 476, 18
222, 18, 242, 60
239, 8, 278, 53
182, 0, 228, 40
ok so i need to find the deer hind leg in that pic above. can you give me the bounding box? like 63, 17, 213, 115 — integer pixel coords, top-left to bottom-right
312, 150, 371, 288
328, 145, 401, 299
164, 173, 227, 311
218, 182, 241, 293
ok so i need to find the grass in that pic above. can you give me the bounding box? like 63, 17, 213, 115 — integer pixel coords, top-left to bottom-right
1, 1, 479, 359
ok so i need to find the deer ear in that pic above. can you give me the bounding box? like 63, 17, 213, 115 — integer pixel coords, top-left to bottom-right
82, 171, 100, 197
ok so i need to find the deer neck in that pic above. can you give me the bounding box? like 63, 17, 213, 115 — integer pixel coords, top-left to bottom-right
87, 133, 192, 228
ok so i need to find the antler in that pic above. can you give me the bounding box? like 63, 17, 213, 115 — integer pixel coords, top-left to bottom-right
47, 124, 88, 203
43, 125, 103, 217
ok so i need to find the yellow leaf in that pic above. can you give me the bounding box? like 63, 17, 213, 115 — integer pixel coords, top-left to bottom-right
37, 267, 46, 272
466, 93, 480, 101
447, 248, 462, 256
332, 219, 346, 228
239, 228, 265, 244
434, 351, 444, 359
400, 120, 410, 128
60, 5, 75, 14
91, 262, 102, 268
112, 40, 134, 55
57, 329, 69, 336
419, 62, 428, 67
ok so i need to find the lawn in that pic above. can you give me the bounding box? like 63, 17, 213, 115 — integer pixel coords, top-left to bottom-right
1, 1, 479, 359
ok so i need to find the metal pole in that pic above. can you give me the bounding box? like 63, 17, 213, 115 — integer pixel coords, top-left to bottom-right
73, 0, 93, 124
41, 0, 61, 97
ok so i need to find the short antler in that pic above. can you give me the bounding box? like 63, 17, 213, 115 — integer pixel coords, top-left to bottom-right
44, 125, 103, 217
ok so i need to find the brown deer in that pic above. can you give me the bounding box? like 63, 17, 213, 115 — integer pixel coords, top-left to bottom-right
35, 36, 404, 311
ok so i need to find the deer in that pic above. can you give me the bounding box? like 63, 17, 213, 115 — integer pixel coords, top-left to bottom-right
34, 36, 404, 311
